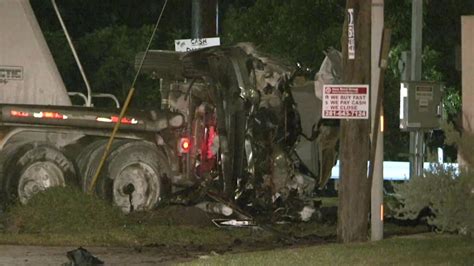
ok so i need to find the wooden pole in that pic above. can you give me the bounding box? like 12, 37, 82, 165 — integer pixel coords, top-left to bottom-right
337, 0, 372, 243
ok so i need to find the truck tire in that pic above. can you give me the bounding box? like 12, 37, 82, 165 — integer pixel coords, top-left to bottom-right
0, 142, 27, 209
2, 142, 77, 204
80, 140, 170, 213
75, 139, 115, 193
76, 139, 127, 197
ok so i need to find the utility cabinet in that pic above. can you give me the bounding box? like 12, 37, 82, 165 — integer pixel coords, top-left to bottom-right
400, 81, 443, 130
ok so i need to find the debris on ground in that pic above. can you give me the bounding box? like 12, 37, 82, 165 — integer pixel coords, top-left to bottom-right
195, 201, 233, 216
64, 247, 103, 266
212, 219, 257, 228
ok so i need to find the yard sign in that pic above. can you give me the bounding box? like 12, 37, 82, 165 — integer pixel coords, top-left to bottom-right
322, 84, 369, 119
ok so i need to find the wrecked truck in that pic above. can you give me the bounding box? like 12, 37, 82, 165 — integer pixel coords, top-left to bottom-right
0, 0, 340, 221
137, 44, 342, 220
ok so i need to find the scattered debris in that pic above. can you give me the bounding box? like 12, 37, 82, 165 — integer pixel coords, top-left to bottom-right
63, 247, 103, 266
198, 250, 220, 260
299, 206, 316, 222
212, 219, 257, 228
195, 201, 233, 216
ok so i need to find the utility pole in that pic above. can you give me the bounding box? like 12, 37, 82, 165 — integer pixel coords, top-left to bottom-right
410, 0, 424, 177
461, 16, 474, 168
337, 0, 372, 243
192, 0, 218, 39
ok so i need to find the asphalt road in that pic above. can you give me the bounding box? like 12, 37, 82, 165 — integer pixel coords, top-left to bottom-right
0, 245, 192, 265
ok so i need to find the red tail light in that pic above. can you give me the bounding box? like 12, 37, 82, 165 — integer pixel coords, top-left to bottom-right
35, 111, 67, 119
10, 110, 30, 117
10, 110, 67, 119
179, 137, 191, 153
96, 116, 138, 125
110, 115, 138, 125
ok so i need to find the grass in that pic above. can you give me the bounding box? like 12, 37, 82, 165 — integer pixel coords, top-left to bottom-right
0, 187, 453, 255
187, 234, 474, 265
1, 186, 124, 234
315, 196, 339, 207
0, 225, 266, 247
1, 188, 471, 265
0, 187, 273, 247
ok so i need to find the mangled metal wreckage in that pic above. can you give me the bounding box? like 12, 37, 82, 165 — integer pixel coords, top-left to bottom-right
140, 44, 341, 222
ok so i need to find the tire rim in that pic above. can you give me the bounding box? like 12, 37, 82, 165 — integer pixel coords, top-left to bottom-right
113, 162, 159, 213
18, 161, 65, 204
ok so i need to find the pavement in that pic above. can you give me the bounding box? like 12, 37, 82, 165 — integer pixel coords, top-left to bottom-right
0, 245, 182, 265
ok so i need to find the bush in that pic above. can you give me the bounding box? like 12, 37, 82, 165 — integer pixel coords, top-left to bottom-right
390, 122, 474, 236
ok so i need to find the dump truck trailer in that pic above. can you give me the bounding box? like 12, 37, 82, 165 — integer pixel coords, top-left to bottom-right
0, 0, 188, 213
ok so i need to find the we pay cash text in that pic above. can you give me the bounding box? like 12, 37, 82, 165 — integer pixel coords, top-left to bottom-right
325, 94, 367, 110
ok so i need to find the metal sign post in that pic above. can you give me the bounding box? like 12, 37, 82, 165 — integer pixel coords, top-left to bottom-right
370, 0, 386, 242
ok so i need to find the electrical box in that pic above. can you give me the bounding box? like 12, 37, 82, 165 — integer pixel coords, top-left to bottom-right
400, 81, 443, 130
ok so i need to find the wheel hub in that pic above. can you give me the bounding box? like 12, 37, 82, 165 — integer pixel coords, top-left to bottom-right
113, 162, 159, 213
18, 161, 65, 204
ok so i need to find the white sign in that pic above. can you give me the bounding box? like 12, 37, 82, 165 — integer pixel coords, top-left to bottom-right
348, 8, 355, 60
174, 37, 220, 52
322, 84, 369, 119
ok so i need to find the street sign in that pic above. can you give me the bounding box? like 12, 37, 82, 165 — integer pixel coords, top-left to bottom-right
322, 84, 369, 119
174, 37, 220, 52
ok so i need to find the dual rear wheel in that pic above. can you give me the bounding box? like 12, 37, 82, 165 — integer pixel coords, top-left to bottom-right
77, 140, 170, 213
0, 140, 170, 213
0, 142, 76, 205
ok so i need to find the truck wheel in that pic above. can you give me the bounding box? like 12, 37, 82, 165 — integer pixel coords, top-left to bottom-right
107, 141, 171, 213
3, 142, 77, 204
0, 142, 28, 209
75, 139, 113, 193
81, 140, 170, 213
